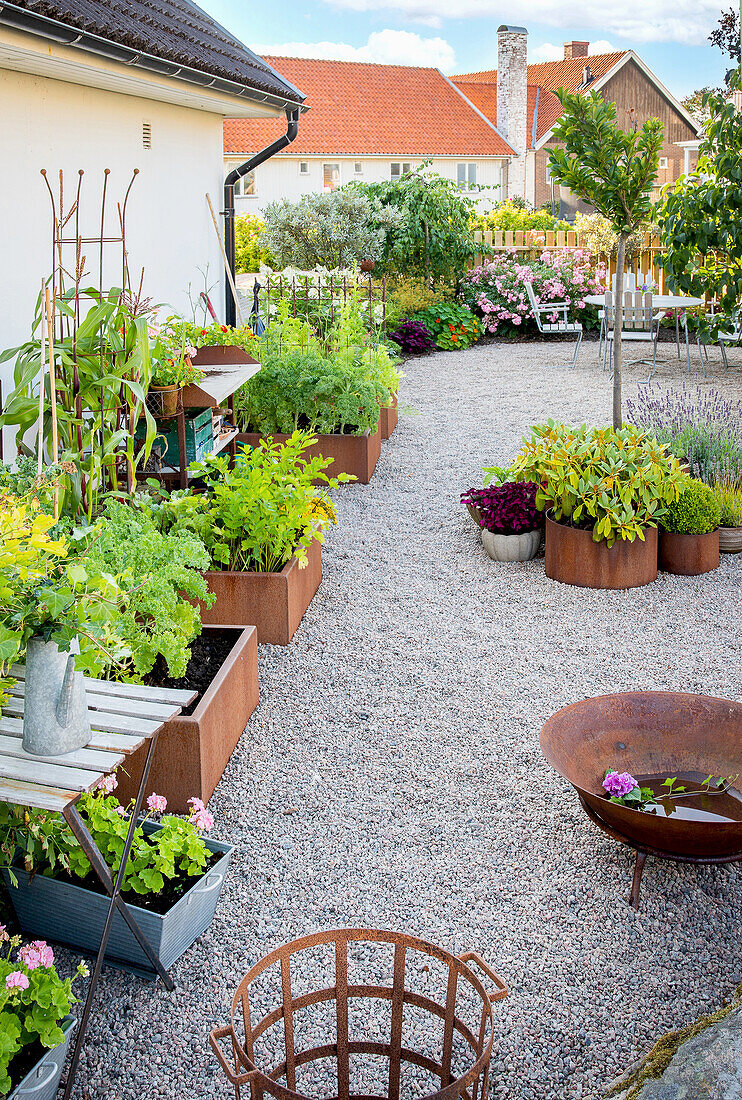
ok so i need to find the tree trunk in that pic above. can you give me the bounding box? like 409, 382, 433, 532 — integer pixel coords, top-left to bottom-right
612, 231, 628, 430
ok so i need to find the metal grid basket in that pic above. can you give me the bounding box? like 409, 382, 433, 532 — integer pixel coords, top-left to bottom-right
210, 928, 507, 1100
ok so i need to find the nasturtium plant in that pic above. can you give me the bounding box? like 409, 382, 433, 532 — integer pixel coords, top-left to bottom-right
415, 303, 481, 350
509, 421, 690, 545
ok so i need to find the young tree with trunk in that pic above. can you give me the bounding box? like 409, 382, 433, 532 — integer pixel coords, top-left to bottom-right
548, 92, 663, 428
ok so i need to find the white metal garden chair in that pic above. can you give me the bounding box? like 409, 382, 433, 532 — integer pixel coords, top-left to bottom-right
524, 281, 583, 367
603, 290, 664, 382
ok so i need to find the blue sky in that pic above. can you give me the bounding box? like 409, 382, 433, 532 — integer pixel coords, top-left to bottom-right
207, 0, 728, 98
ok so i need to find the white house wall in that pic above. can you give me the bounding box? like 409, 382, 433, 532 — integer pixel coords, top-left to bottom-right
226, 156, 508, 215
0, 65, 227, 428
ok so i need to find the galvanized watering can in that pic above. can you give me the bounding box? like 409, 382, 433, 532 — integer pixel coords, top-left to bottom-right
22, 637, 91, 756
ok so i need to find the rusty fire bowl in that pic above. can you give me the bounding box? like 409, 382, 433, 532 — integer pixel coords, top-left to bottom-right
541, 692, 742, 858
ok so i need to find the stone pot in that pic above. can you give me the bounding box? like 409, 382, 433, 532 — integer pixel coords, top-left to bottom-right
22, 637, 90, 756
659, 529, 719, 576
544, 514, 658, 589
482, 528, 541, 562
719, 526, 742, 554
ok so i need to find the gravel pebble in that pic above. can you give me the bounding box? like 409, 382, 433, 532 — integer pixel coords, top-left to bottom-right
71, 341, 742, 1100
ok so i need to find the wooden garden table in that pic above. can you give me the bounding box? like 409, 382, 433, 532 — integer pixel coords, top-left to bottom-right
0, 668, 195, 1098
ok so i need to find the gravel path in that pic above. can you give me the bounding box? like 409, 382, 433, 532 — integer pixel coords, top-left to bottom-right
75, 342, 741, 1100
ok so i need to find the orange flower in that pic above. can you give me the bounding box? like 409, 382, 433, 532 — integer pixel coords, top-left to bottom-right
448, 323, 455, 332
451, 334, 459, 342
436, 317, 441, 323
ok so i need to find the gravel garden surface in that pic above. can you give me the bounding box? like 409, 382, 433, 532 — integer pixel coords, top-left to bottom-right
75, 342, 741, 1100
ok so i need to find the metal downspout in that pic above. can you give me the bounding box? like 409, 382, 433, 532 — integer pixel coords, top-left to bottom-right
223, 107, 300, 325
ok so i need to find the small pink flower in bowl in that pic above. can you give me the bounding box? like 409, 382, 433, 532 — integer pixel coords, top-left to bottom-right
146, 793, 168, 813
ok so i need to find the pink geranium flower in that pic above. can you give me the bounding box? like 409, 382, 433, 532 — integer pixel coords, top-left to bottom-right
188, 797, 214, 831
6, 971, 29, 990
146, 793, 167, 813
96, 774, 118, 793
20, 941, 54, 970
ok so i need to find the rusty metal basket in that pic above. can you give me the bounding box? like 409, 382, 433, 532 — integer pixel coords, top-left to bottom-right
210, 928, 508, 1100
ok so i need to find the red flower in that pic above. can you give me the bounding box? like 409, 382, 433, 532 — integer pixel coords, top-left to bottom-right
436, 317, 441, 323
448, 323, 455, 332
220, 325, 228, 333
200, 329, 207, 335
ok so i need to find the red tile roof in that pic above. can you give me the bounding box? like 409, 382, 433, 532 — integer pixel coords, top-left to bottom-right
453, 52, 627, 142
224, 57, 514, 157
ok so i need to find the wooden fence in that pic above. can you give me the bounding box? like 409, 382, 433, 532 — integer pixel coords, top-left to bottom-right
472, 230, 669, 292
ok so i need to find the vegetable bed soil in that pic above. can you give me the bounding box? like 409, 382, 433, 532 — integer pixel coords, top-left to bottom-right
236, 425, 381, 484
117, 626, 258, 813
196, 537, 322, 645
380, 395, 398, 440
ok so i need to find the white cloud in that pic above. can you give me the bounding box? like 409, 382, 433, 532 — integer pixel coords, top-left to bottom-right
252, 29, 456, 70
323, 0, 719, 46
530, 39, 616, 63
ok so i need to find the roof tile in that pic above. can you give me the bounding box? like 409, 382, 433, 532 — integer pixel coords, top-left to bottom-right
224, 57, 514, 157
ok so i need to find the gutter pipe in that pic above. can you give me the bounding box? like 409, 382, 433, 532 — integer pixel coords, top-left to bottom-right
223, 106, 300, 326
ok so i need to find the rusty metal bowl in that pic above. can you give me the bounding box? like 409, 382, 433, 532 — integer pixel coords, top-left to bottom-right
541, 692, 742, 859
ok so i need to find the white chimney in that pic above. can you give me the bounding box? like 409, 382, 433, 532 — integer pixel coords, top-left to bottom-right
497, 25, 528, 199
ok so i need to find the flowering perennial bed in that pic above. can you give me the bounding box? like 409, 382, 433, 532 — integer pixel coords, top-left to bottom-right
462, 247, 605, 337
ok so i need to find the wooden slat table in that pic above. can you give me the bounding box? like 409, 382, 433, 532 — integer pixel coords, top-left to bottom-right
1, 667, 195, 1099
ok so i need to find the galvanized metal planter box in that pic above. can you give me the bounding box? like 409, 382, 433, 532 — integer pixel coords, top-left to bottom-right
9, 1016, 75, 1100
3, 825, 233, 978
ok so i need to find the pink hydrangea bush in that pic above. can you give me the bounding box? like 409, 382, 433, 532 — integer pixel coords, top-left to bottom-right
461, 247, 606, 336
0, 928, 86, 1095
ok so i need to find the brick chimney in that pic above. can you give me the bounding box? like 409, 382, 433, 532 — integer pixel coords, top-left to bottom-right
497, 25, 528, 198
564, 41, 589, 59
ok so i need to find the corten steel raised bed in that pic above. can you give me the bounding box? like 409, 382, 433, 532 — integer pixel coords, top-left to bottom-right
541, 692, 742, 907
236, 425, 381, 484
117, 626, 258, 813
380, 394, 398, 439
196, 539, 322, 645
210, 928, 508, 1100
9, 1016, 75, 1100
659, 529, 719, 575
545, 514, 658, 589
3, 823, 233, 977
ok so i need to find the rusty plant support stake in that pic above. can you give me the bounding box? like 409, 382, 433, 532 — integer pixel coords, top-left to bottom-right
210, 928, 507, 1100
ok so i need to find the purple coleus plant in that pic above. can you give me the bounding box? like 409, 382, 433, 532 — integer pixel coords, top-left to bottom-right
461, 480, 544, 535
388, 318, 435, 355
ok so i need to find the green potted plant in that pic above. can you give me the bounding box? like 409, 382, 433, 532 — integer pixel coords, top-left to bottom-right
659, 479, 721, 575
149, 322, 204, 416
0, 491, 127, 756
0, 932, 86, 1100
510, 422, 689, 589
0, 779, 233, 976
714, 481, 742, 554
171, 318, 260, 372
149, 432, 349, 644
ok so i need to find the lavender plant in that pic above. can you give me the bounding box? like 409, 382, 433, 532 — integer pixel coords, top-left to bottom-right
626, 384, 742, 488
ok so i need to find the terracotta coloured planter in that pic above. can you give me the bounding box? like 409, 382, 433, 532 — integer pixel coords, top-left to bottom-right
197, 538, 322, 645
117, 626, 258, 814
190, 344, 254, 368
719, 526, 742, 554
236, 426, 381, 484
380, 395, 398, 440
659, 529, 719, 576
545, 514, 658, 589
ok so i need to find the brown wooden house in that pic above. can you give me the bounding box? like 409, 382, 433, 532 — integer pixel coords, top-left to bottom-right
454, 31, 702, 218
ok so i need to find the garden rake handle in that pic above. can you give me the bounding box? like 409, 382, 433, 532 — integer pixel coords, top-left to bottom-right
209, 1026, 259, 1086
457, 952, 509, 1002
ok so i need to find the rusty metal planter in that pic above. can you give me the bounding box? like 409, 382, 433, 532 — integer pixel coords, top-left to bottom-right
236, 426, 381, 484
196, 538, 322, 645
117, 626, 258, 814
659, 529, 719, 575
380, 395, 398, 440
545, 514, 658, 589
210, 928, 507, 1100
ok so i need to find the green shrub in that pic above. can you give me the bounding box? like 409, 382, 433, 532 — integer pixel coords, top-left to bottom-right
663, 479, 721, 534
714, 481, 742, 527
415, 303, 481, 350
262, 190, 402, 270
152, 433, 349, 573
473, 201, 571, 235
234, 213, 273, 272
507, 421, 690, 545
77, 499, 212, 678
385, 276, 452, 328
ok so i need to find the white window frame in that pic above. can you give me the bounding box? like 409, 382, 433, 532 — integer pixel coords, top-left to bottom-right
457, 163, 477, 190
390, 162, 411, 180
658, 156, 668, 170
233, 170, 256, 197
323, 163, 341, 191
354, 162, 363, 175
299, 161, 309, 175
